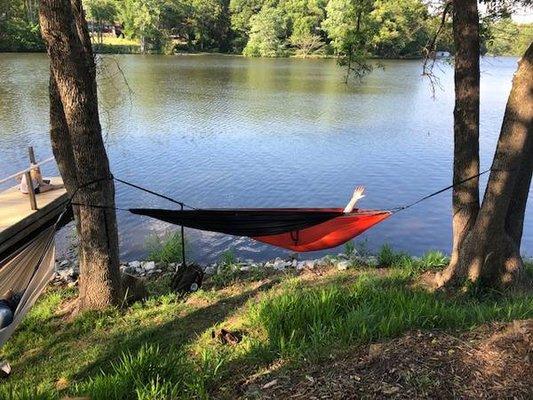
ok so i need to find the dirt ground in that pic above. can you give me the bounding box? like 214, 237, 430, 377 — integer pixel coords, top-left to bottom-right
238, 319, 532, 399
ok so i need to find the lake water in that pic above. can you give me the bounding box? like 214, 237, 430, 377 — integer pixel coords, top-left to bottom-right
0, 53, 531, 262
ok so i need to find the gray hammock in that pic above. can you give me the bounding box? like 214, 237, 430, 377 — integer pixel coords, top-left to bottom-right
0, 225, 56, 347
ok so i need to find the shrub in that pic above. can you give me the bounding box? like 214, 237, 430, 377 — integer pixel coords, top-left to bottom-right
0, 19, 44, 51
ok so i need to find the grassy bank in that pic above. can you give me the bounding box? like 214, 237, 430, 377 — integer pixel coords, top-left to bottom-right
0, 248, 531, 399
91, 37, 141, 54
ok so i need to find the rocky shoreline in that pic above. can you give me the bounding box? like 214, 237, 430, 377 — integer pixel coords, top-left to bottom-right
51, 253, 381, 287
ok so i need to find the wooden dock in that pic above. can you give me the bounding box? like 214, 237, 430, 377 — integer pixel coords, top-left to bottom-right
0, 177, 68, 259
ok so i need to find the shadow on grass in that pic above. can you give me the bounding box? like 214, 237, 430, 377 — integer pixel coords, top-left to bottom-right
71, 279, 279, 380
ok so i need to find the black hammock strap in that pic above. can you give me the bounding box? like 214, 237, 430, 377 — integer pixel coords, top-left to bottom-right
69, 168, 493, 216
113, 177, 197, 210
391, 168, 491, 213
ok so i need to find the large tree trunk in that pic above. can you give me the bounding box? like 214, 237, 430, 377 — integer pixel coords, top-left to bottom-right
439, 42, 533, 289
439, 0, 480, 285
459, 43, 533, 288
40, 0, 122, 310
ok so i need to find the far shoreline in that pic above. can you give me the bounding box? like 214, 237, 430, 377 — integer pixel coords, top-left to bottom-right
0, 48, 525, 59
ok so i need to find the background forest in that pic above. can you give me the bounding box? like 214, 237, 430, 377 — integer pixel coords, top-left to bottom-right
1, 0, 532, 57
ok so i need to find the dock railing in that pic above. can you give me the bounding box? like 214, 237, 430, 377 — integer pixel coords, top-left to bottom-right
0, 147, 55, 211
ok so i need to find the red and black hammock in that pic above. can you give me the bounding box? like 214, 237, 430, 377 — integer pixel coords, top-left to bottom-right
75, 171, 487, 253
129, 207, 391, 252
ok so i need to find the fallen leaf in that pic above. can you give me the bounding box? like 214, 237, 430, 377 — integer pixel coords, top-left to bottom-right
262, 379, 278, 389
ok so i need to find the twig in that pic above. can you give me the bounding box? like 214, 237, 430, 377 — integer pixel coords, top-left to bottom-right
422, 1, 452, 98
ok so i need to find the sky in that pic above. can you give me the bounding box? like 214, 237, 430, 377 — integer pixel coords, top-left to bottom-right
427, 2, 533, 23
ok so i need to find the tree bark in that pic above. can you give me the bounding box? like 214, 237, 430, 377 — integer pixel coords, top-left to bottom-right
440, 42, 533, 289
40, 0, 122, 310
463, 43, 533, 287
440, 0, 480, 285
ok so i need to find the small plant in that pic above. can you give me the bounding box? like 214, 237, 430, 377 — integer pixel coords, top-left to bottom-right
145, 231, 185, 264
418, 250, 448, 270
355, 239, 371, 257
344, 241, 356, 258
377, 244, 411, 268
219, 248, 236, 266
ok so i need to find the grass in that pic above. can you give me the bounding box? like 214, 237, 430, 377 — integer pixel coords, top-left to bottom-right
209, 249, 275, 288
91, 36, 141, 54
145, 231, 185, 264
0, 250, 531, 399
377, 244, 448, 273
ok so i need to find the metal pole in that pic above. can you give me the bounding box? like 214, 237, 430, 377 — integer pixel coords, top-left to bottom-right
181, 203, 186, 268
24, 171, 38, 210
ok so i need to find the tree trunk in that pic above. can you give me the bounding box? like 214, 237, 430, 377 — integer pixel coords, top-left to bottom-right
39, 0, 122, 310
462, 43, 532, 287
440, 42, 533, 289
140, 36, 146, 54
439, 0, 480, 285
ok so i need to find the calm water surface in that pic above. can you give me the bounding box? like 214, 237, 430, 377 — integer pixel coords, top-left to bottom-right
1, 54, 531, 262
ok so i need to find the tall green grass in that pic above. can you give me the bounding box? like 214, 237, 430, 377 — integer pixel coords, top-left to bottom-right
74, 345, 190, 400
145, 231, 184, 264
377, 246, 448, 273
247, 271, 532, 357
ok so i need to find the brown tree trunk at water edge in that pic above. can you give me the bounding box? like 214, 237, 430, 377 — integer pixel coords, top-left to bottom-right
39, 0, 122, 310
439, 42, 533, 289
444, 0, 481, 285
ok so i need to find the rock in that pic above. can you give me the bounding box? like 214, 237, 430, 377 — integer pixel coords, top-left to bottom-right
129, 261, 141, 270
381, 384, 400, 395
240, 265, 250, 272
204, 266, 216, 275
318, 256, 333, 266
58, 267, 75, 280
296, 261, 307, 270
337, 253, 349, 260
272, 259, 289, 271
121, 273, 148, 303
291, 259, 297, 268
336, 260, 350, 270
365, 256, 378, 266
0, 361, 12, 378
304, 260, 316, 269
57, 259, 70, 269
142, 261, 156, 271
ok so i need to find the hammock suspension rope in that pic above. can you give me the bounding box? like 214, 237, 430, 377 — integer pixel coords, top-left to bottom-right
67, 168, 493, 261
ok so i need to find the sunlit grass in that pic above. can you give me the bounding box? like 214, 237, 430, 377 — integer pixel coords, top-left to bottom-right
100, 36, 139, 46
89, 35, 141, 53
